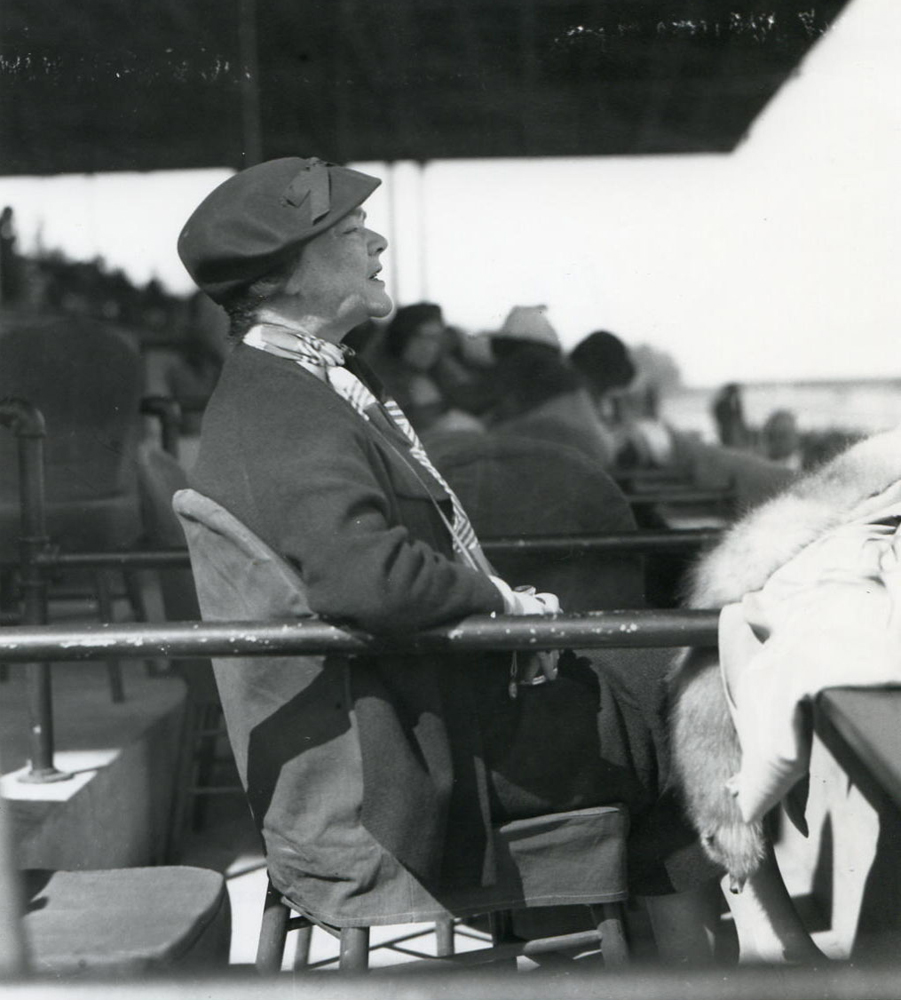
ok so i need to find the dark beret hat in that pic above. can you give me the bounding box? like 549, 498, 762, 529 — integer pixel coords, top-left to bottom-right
177, 157, 381, 303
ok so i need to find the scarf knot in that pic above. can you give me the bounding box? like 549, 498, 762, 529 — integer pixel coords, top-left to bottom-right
246, 322, 354, 368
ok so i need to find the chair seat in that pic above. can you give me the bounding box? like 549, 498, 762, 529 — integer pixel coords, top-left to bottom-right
494, 805, 628, 909
22, 866, 230, 975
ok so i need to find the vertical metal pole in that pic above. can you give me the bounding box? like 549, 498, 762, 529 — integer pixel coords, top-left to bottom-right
385, 162, 400, 306
238, 0, 263, 166
0, 399, 68, 783
0, 752, 29, 978
416, 160, 428, 300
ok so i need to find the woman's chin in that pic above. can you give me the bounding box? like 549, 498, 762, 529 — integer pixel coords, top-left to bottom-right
367, 290, 394, 319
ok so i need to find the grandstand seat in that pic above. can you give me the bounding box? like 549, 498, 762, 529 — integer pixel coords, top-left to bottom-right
424, 429, 645, 611
0, 315, 148, 701
22, 866, 230, 976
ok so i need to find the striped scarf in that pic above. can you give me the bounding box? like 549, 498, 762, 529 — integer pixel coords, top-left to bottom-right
245, 322, 490, 572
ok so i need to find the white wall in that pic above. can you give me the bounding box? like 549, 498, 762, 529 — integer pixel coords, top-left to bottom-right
358, 0, 901, 385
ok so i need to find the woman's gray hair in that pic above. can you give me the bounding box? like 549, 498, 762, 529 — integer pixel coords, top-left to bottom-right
219, 246, 304, 340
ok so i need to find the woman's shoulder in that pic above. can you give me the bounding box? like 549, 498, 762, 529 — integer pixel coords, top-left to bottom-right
217, 346, 362, 425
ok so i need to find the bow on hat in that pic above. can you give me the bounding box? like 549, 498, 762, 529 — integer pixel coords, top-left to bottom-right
282, 158, 331, 224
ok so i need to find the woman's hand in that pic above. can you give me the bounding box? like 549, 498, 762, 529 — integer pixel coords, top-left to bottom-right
487, 582, 562, 687
489, 578, 561, 616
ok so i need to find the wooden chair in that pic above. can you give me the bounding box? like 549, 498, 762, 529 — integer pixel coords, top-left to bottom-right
21, 867, 231, 976
173, 488, 632, 974
135, 444, 241, 859
255, 805, 630, 973
0, 747, 230, 977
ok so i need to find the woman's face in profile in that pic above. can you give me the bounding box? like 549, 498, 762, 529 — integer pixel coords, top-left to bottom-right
402, 319, 445, 371
286, 208, 393, 330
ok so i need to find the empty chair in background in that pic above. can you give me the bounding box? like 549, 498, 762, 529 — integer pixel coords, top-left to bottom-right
0, 315, 148, 699
426, 430, 645, 612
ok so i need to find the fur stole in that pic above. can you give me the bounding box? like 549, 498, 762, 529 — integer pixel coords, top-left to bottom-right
669, 426, 901, 884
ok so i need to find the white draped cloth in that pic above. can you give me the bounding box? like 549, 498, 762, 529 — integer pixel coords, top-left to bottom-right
719, 483, 901, 824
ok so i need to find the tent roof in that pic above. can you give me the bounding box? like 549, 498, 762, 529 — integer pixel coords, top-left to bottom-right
1, 0, 851, 176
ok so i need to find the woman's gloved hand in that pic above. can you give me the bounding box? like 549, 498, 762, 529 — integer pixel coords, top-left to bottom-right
490, 578, 560, 616
489, 579, 562, 689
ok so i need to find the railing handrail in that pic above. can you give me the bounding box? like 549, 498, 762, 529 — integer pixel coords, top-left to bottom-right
0, 528, 719, 573
0, 610, 719, 663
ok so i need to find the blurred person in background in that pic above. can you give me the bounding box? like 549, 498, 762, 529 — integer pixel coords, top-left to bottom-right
569, 329, 636, 427
712, 382, 750, 449
362, 301, 486, 435
761, 408, 802, 471
569, 329, 676, 470
483, 305, 618, 468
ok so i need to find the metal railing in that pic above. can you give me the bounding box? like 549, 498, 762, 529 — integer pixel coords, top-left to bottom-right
0, 610, 720, 664
11, 526, 717, 577
0, 395, 719, 781
0, 398, 67, 784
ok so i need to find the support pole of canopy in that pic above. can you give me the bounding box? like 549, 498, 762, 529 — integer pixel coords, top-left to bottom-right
417, 160, 429, 301
385, 162, 400, 307
238, 0, 263, 167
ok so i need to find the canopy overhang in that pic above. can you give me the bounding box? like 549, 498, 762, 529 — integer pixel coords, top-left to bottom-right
0, 0, 851, 176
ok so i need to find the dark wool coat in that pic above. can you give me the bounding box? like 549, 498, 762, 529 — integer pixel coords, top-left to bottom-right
191, 344, 710, 924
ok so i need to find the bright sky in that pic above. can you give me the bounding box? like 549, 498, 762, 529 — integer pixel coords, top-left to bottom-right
1, 0, 898, 386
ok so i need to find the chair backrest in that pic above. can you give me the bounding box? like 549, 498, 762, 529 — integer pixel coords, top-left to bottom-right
0, 316, 143, 504
425, 430, 646, 610
171, 488, 363, 838
135, 445, 218, 703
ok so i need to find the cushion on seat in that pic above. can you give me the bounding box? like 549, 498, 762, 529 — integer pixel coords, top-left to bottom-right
495, 805, 628, 908
22, 866, 230, 976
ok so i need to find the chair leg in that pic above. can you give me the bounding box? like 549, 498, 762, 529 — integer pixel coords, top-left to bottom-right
338, 927, 369, 972
292, 924, 313, 969
163, 701, 200, 862
489, 910, 516, 946
435, 916, 455, 958
488, 910, 519, 968
94, 570, 124, 703
591, 902, 630, 967
191, 703, 223, 831
255, 881, 289, 974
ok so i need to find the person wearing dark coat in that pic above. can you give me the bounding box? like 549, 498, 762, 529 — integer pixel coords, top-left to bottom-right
176, 156, 742, 959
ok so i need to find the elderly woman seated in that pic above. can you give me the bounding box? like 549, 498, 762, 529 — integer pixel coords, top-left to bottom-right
175, 156, 819, 964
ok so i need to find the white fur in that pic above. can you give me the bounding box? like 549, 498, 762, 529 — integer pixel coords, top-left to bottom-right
670, 426, 901, 880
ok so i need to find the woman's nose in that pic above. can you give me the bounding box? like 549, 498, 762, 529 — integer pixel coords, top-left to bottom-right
367, 228, 388, 254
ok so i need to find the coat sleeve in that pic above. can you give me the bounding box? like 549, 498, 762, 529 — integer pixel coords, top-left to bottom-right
241, 392, 504, 634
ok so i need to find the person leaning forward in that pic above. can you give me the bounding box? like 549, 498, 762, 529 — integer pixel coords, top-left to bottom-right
178, 156, 739, 961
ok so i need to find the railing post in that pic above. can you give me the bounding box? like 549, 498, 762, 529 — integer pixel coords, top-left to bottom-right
0, 751, 30, 978
0, 398, 69, 784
